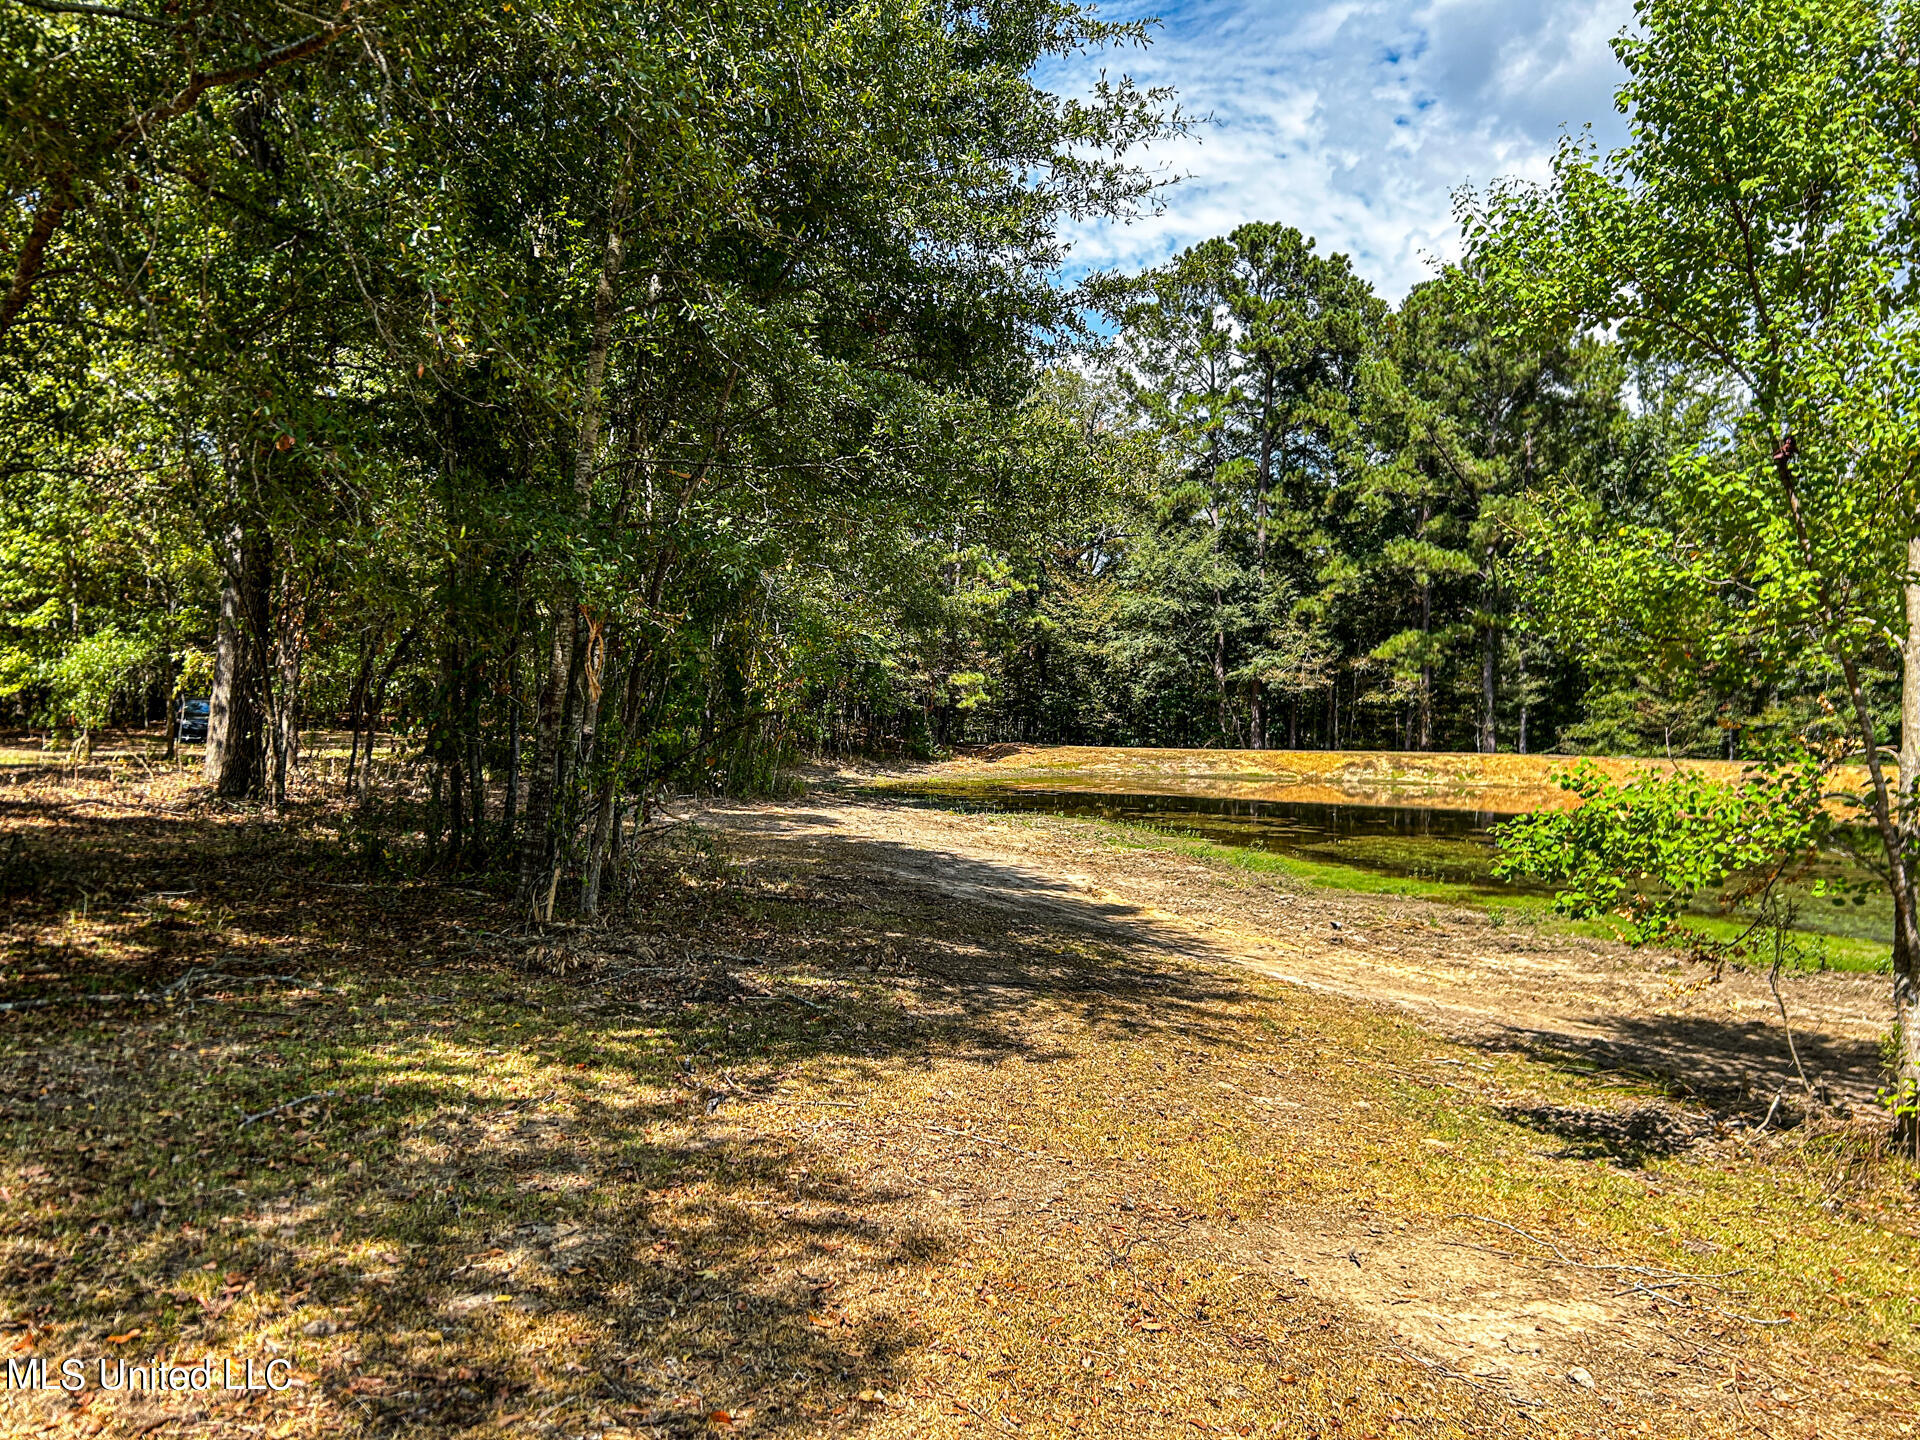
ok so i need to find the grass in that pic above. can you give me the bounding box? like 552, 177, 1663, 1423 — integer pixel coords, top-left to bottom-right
4, 766, 1920, 1437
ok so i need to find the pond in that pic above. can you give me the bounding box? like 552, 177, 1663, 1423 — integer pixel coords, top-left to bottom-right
869, 785, 1511, 887
865, 782, 1894, 961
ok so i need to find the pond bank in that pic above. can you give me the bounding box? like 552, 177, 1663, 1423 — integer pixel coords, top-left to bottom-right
840, 747, 1895, 972
886, 743, 1753, 813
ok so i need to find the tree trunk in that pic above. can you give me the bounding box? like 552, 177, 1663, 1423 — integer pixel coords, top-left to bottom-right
1212, 594, 1229, 744
1479, 621, 1497, 754
426, 764, 444, 867
1902, 537, 1920, 807
503, 682, 521, 851
1895, 535, 1920, 1109
1817, 636, 1920, 1140
568, 619, 610, 813
519, 611, 578, 915
205, 527, 271, 799
468, 726, 485, 857
516, 150, 631, 916
268, 576, 306, 808
1417, 499, 1433, 751
582, 649, 648, 917
1418, 576, 1433, 751
1250, 374, 1274, 755
555, 608, 591, 807
447, 760, 465, 869
343, 633, 376, 795
161, 648, 179, 762
1517, 644, 1530, 756
356, 626, 414, 796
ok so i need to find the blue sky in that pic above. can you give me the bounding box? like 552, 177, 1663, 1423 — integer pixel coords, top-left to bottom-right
1041, 0, 1637, 301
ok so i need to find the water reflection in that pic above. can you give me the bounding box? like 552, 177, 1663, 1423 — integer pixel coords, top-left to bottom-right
869, 786, 1508, 887
866, 785, 1894, 953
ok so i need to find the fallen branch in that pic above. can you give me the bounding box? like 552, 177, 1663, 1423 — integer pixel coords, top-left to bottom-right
1383, 1344, 1545, 1408
169, 971, 319, 992
1613, 1280, 1791, 1327
0, 975, 336, 1014
1448, 1215, 1736, 1283
1672, 1332, 1781, 1385
700, 949, 776, 967
753, 990, 832, 1013
239, 1090, 338, 1128
0, 989, 168, 1013
1448, 1216, 1786, 1325
916, 1123, 1066, 1160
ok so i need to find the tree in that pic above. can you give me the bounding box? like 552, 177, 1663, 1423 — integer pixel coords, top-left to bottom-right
1463, 0, 1920, 1094
45, 626, 149, 760
1105, 225, 1378, 747
1, 0, 363, 341
0, 0, 1183, 922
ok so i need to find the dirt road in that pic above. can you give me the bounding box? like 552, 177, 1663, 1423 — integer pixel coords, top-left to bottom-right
681, 794, 1916, 1436
705, 796, 1890, 1111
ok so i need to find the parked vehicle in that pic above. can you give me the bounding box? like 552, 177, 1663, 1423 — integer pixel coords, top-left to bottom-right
177, 699, 210, 743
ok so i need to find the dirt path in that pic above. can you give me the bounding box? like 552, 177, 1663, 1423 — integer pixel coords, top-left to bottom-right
685, 795, 1916, 1436
704, 797, 1890, 1111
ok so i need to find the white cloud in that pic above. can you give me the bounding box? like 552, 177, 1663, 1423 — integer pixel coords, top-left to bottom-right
1043, 0, 1636, 300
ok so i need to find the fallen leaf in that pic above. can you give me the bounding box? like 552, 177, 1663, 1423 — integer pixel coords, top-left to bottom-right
106, 1330, 142, 1344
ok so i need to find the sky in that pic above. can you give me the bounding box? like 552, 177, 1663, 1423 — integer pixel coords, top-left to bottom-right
1040, 0, 1638, 302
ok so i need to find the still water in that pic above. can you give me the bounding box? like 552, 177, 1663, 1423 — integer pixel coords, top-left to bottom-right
870, 785, 1510, 887
866, 784, 1894, 953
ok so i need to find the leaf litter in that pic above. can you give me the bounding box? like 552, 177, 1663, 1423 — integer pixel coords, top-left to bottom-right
0, 766, 1917, 1438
